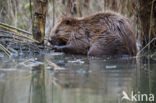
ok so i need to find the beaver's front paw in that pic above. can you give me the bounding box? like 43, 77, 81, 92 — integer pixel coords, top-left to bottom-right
52, 46, 60, 51
52, 45, 71, 53
52, 45, 66, 52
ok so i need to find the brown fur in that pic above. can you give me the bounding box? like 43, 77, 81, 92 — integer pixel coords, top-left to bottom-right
49, 11, 137, 56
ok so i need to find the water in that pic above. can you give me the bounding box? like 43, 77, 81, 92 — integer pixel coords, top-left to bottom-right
0, 53, 156, 103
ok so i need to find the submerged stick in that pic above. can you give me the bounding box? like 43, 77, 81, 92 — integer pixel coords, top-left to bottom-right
0, 22, 32, 35
45, 59, 62, 71
0, 25, 39, 43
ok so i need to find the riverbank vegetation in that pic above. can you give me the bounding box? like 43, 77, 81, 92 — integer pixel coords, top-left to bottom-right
0, 0, 155, 57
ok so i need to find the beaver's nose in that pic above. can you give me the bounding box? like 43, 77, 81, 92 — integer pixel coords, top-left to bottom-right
48, 36, 59, 45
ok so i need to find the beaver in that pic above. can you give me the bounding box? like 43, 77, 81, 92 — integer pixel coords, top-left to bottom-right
49, 11, 137, 56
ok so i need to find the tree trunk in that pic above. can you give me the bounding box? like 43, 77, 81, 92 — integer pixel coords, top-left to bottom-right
32, 0, 48, 44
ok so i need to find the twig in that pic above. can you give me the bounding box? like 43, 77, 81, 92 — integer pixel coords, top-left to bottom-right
0, 22, 32, 35
148, 0, 155, 50
23, 58, 37, 64
0, 25, 39, 43
52, 0, 55, 27
29, 0, 33, 19
0, 44, 11, 56
151, 52, 156, 57
137, 38, 156, 55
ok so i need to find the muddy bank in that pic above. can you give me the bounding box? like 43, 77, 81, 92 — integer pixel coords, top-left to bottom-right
0, 30, 51, 57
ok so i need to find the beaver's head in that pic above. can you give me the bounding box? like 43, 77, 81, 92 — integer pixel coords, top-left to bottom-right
49, 17, 78, 46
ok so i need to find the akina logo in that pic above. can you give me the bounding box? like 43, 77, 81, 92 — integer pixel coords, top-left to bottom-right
122, 91, 154, 102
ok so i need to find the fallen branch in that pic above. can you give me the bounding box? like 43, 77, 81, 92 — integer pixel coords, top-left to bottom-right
0, 22, 32, 35
0, 25, 39, 43
0, 44, 11, 56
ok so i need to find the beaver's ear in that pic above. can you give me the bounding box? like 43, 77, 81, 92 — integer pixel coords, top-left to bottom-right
65, 20, 71, 25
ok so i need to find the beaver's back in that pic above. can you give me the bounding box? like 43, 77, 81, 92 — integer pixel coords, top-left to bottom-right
79, 11, 137, 55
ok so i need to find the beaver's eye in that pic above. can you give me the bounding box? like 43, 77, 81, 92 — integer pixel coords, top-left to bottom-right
66, 20, 71, 25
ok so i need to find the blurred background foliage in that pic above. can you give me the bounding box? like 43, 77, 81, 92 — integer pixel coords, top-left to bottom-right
0, 0, 155, 49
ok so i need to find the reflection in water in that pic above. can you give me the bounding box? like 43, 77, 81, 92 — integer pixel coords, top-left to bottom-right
51, 57, 136, 103
29, 58, 46, 103
0, 54, 155, 103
